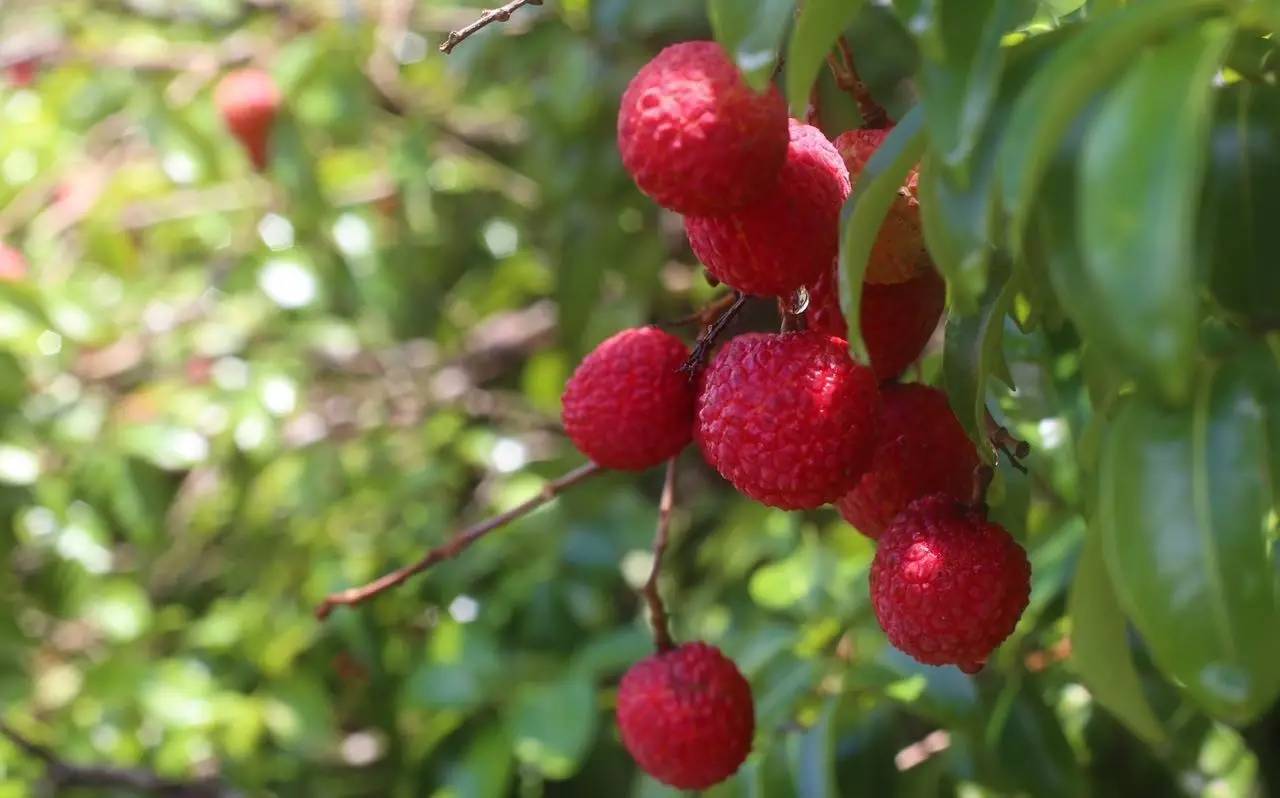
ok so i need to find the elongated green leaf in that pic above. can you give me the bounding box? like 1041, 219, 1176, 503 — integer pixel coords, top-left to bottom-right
915, 0, 1033, 171
787, 696, 838, 798
1068, 521, 1167, 747
987, 682, 1085, 798
1079, 22, 1232, 403
784, 0, 866, 115
1099, 353, 1280, 723
709, 0, 795, 91
943, 259, 1013, 454
507, 676, 598, 779
998, 0, 1228, 251
838, 106, 925, 361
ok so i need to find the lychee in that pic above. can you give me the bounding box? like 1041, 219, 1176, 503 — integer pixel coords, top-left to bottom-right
616, 642, 754, 790
684, 120, 850, 298
806, 262, 945, 381
870, 494, 1031, 673
214, 68, 282, 171
835, 383, 980, 538
695, 331, 879, 509
561, 327, 694, 470
0, 244, 27, 282
618, 41, 788, 216
834, 128, 927, 285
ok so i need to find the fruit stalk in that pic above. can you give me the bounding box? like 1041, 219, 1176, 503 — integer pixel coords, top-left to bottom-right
642, 458, 678, 652
315, 461, 604, 619
439, 0, 545, 55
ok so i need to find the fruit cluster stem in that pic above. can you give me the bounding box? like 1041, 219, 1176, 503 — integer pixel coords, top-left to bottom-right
439, 0, 544, 55
827, 36, 891, 129
642, 458, 679, 651
984, 410, 1030, 473
315, 461, 604, 619
680, 292, 747, 378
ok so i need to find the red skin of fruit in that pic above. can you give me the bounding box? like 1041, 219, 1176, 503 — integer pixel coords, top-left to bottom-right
695, 331, 880, 510
0, 244, 27, 282
561, 327, 694, 470
835, 383, 980, 539
870, 494, 1031, 673
834, 128, 927, 285
7, 58, 37, 88
684, 120, 850, 298
214, 68, 282, 171
806, 261, 945, 381
616, 642, 754, 790
618, 41, 788, 216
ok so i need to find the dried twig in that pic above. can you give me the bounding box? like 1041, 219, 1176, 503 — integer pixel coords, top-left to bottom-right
315, 461, 604, 619
642, 459, 678, 651
827, 35, 891, 129
0, 721, 231, 797
439, 0, 545, 55
679, 292, 747, 378
985, 410, 1030, 473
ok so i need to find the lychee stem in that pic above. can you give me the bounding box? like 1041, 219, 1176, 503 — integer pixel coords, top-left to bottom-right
315, 460, 604, 619
984, 410, 1030, 473
679, 291, 747, 379
826, 36, 891, 130
970, 465, 995, 512
439, 0, 544, 55
642, 458, 679, 652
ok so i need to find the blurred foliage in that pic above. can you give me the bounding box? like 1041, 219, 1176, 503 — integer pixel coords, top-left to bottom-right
0, 0, 1275, 797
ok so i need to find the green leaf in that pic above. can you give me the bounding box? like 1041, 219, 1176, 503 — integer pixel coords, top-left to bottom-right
1200, 82, 1280, 326
914, 0, 1033, 171
709, 0, 795, 91
441, 725, 514, 798
943, 258, 1014, 454
784, 0, 866, 114
1067, 520, 1167, 747
508, 676, 598, 780
998, 0, 1229, 252
1098, 352, 1280, 723
1079, 22, 1233, 403
786, 696, 838, 798
838, 106, 926, 360
986, 681, 1085, 798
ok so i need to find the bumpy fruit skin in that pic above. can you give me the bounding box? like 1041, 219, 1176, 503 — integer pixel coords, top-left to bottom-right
561, 327, 694, 470
835, 384, 980, 538
0, 245, 26, 282
214, 68, 282, 171
696, 331, 879, 509
618, 41, 788, 216
616, 642, 754, 790
807, 262, 945, 381
834, 128, 927, 285
870, 495, 1031, 673
684, 120, 850, 297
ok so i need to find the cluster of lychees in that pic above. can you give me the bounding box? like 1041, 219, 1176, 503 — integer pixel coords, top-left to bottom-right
559, 41, 1032, 789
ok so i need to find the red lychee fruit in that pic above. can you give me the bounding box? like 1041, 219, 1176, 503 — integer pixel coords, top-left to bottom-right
870, 494, 1031, 673
806, 261, 945, 381
617, 642, 754, 790
618, 41, 788, 216
6, 58, 38, 88
695, 331, 880, 509
834, 128, 927, 285
561, 327, 694, 471
0, 244, 27, 282
214, 68, 282, 171
684, 120, 850, 298
835, 383, 980, 539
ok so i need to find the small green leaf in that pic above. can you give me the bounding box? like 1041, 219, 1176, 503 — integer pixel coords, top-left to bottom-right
784, 0, 866, 114
1098, 352, 1280, 723
838, 106, 926, 361
943, 259, 1014, 455
508, 676, 598, 780
998, 0, 1228, 252
914, 0, 1033, 171
1068, 520, 1167, 747
709, 0, 795, 91
1079, 22, 1232, 403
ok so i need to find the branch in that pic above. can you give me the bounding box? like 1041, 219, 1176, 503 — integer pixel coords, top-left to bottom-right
679, 292, 747, 378
642, 459, 678, 652
439, 0, 545, 54
316, 461, 604, 619
827, 36, 891, 129
0, 721, 230, 797
984, 409, 1030, 473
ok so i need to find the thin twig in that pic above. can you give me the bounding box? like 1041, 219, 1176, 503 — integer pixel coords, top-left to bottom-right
439, 0, 545, 54
679, 292, 747, 378
827, 36, 891, 129
984, 410, 1030, 473
0, 721, 230, 797
316, 461, 604, 619
642, 459, 678, 652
